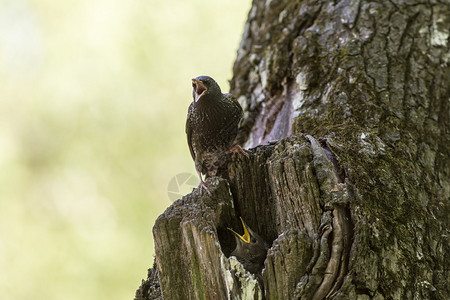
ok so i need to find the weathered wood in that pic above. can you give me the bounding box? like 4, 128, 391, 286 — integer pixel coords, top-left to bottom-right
145, 136, 355, 299
138, 0, 449, 299
135, 260, 163, 300
152, 178, 235, 299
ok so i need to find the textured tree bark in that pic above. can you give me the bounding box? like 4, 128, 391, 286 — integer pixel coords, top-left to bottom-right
136, 0, 449, 299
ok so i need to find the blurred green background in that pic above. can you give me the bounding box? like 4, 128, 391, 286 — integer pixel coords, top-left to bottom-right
0, 0, 251, 299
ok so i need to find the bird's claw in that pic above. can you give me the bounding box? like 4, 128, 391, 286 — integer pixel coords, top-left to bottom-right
199, 181, 212, 196
227, 145, 251, 158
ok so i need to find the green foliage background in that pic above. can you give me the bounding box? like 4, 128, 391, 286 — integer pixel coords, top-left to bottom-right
0, 0, 250, 299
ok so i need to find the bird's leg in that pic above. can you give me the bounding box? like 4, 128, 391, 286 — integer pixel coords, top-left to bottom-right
227, 144, 251, 158
196, 170, 212, 196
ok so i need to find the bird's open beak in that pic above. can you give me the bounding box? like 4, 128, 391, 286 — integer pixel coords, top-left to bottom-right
192, 79, 207, 102
227, 217, 251, 244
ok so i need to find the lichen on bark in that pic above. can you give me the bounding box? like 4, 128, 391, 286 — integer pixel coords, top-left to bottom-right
138, 0, 449, 299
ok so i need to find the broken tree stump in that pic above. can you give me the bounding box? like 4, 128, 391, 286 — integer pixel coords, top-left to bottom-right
148, 136, 353, 299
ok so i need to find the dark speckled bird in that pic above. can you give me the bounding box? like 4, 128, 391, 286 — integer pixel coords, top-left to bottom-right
186, 76, 243, 195
228, 217, 268, 274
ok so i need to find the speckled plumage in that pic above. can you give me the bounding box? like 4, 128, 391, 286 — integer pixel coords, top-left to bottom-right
186, 76, 243, 194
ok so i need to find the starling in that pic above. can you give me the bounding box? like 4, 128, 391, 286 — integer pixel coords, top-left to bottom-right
186, 76, 243, 195
228, 217, 268, 274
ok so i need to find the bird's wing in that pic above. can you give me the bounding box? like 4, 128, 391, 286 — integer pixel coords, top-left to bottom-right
224, 93, 243, 118
185, 102, 196, 161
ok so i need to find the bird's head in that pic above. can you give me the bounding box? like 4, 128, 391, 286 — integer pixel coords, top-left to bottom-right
192, 76, 221, 103
228, 217, 268, 274
228, 217, 265, 250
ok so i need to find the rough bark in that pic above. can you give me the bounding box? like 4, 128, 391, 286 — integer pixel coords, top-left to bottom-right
135, 260, 163, 300
137, 0, 449, 299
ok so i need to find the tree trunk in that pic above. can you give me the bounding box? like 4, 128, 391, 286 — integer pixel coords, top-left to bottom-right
136, 0, 449, 299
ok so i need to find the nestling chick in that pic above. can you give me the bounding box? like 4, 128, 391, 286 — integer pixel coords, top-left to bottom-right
186, 76, 243, 195
228, 217, 268, 274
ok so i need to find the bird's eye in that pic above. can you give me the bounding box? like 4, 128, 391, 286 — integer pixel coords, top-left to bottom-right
251, 238, 256, 243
